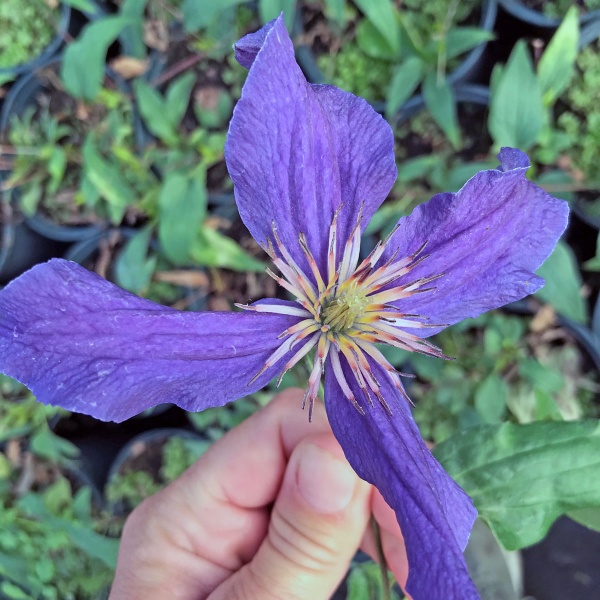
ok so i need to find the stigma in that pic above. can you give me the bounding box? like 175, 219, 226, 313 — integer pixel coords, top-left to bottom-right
236, 207, 447, 421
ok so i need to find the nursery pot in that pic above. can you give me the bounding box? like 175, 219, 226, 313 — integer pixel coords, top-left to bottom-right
0, 3, 71, 80
498, 0, 600, 31
0, 58, 116, 242
104, 428, 210, 516
295, 0, 497, 115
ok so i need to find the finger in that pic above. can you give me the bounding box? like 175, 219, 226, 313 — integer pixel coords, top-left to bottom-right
110, 389, 333, 600
361, 489, 410, 596
210, 433, 371, 600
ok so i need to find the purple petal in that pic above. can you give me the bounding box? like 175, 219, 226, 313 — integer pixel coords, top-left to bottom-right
226, 16, 396, 273
0, 260, 300, 422
324, 359, 479, 600
381, 149, 569, 334
233, 18, 277, 68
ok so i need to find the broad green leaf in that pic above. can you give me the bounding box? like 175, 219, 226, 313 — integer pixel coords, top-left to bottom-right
488, 40, 543, 150
568, 507, 600, 532
165, 72, 197, 131
422, 73, 461, 149
115, 227, 157, 294
182, 0, 246, 32
354, 0, 400, 55
133, 80, 178, 145
435, 420, 600, 550
538, 6, 579, 105
445, 27, 495, 60
83, 137, 137, 224
191, 228, 265, 272
535, 241, 588, 323
61, 17, 133, 100
356, 18, 399, 60
158, 172, 207, 265
385, 57, 424, 120
474, 374, 507, 423
259, 0, 297, 31
119, 0, 147, 58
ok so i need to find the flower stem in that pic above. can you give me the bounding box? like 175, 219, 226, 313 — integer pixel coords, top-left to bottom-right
370, 515, 391, 600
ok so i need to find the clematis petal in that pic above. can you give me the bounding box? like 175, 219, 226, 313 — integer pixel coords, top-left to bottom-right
226, 15, 396, 273
380, 148, 569, 335
0, 260, 300, 422
324, 359, 479, 600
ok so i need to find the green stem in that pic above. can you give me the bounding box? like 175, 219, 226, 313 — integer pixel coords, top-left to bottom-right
371, 515, 391, 600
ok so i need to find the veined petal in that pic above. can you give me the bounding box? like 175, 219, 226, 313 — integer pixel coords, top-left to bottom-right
226, 16, 396, 274
0, 260, 300, 422
380, 148, 569, 336
324, 359, 479, 600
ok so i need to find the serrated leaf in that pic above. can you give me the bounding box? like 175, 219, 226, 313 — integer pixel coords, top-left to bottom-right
535, 241, 587, 323
61, 17, 133, 101
422, 73, 461, 149
191, 228, 265, 272
435, 420, 600, 550
115, 227, 157, 294
158, 171, 207, 265
538, 6, 579, 105
488, 40, 543, 150
354, 0, 400, 56
385, 57, 424, 120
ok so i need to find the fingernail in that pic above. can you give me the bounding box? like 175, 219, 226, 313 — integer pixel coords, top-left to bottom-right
296, 443, 357, 514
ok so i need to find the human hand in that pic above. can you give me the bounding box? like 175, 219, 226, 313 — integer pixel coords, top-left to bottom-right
109, 388, 409, 600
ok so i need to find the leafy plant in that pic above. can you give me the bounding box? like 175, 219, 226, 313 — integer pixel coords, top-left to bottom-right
488, 6, 579, 151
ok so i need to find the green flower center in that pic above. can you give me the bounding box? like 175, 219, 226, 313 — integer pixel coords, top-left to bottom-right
321, 287, 369, 332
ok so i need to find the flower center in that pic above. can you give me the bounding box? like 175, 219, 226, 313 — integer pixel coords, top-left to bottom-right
236, 207, 447, 421
321, 286, 368, 332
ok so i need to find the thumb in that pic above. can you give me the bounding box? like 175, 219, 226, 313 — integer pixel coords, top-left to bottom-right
210, 433, 371, 600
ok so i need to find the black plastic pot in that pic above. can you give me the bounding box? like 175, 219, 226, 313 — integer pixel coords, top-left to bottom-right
0, 219, 63, 284
295, 0, 497, 115
499, 0, 600, 30
0, 58, 118, 242
104, 428, 209, 516
0, 3, 71, 80
393, 83, 490, 128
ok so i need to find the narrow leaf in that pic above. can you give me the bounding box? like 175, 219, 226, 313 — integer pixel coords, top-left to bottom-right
422, 73, 461, 149
488, 40, 543, 150
133, 80, 177, 145
354, 0, 400, 55
385, 57, 424, 120
191, 228, 265, 272
538, 6, 579, 105
165, 72, 197, 131
445, 27, 495, 61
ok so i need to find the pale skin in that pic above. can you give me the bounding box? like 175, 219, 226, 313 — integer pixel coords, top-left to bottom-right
109, 388, 411, 600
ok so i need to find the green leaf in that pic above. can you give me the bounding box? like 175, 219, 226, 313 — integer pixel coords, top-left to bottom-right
435, 420, 600, 550
535, 241, 588, 323
182, 0, 247, 32
519, 358, 564, 393
61, 17, 133, 101
323, 0, 347, 30
133, 80, 177, 145
356, 19, 399, 60
115, 227, 157, 294
488, 40, 544, 150
445, 27, 495, 61
83, 137, 136, 224
474, 373, 507, 423
422, 73, 461, 149
119, 0, 147, 59
158, 171, 207, 265
568, 507, 600, 532
385, 57, 424, 120
165, 72, 197, 131
191, 228, 266, 272
258, 0, 297, 32
354, 0, 400, 56
538, 6, 579, 105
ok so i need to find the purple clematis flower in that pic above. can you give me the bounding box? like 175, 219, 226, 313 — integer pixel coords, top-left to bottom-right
0, 16, 568, 600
